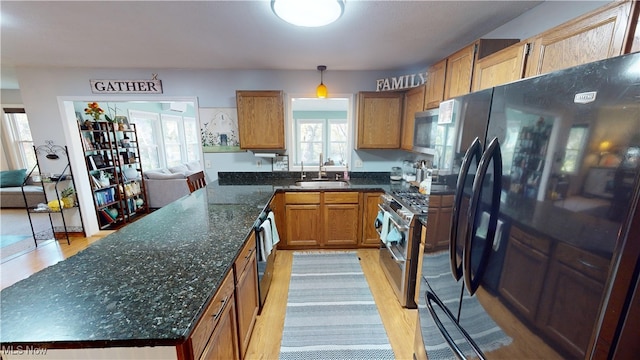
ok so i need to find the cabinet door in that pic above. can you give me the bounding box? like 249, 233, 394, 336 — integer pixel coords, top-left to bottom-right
498, 232, 549, 322
400, 85, 426, 151
285, 204, 320, 247
472, 42, 529, 92
356, 92, 403, 149
444, 43, 476, 100
200, 293, 240, 360
425, 59, 447, 109
323, 203, 360, 247
236, 90, 285, 150
434, 202, 452, 249
525, 1, 631, 77
235, 249, 259, 359
361, 192, 383, 247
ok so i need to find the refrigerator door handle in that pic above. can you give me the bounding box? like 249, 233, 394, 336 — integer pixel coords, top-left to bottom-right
450, 137, 482, 281
463, 137, 502, 296
425, 290, 486, 360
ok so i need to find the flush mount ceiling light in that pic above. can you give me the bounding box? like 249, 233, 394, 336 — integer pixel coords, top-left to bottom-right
317, 65, 327, 98
272, 0, 345, 27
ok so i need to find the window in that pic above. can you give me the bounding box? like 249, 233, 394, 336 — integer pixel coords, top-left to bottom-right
129, 110, 162, 171
2, 108, 36, 171
561, 125, 588, 173
289, 97, 351, 169
129, 110, 200, 171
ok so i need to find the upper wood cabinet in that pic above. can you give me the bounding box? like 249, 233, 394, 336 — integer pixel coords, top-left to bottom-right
525, 1, 633, 78
236, 90, 285, 150
445, 39, 519, 100
472, 41, 530, 92
356, 91, 403, 149
424, 59, 447, 109
400, 85, 426, 151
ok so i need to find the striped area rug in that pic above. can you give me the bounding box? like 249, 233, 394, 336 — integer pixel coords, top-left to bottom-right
279, 252, 395, 360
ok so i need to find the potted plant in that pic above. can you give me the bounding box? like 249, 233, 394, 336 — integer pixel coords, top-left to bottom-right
61, 186, 75, 208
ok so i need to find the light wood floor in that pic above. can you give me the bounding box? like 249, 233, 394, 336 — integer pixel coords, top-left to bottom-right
1, 239, 417, 359
245, 249, 417, 360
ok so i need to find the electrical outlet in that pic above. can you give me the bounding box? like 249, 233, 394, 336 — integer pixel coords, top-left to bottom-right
355, 159, 363, 168
205, 160, 212, 168
256, 160, 262, 167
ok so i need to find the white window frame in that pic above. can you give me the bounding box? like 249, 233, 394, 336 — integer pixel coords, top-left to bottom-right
561, 124, 589, 174
128, 110, 163, 170
2, 108, 36, 171
160, 113, 186, 167
286, 94, 353, 172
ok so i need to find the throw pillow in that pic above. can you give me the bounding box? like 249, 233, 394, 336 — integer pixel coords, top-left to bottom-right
0, 169, 27, 188
185, 161, 202, 171
168, 164, 189, 174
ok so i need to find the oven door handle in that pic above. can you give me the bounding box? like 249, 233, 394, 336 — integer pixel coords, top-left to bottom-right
385, 239, 406, 263
377, 204, 408, 231
425, 290, 486, 360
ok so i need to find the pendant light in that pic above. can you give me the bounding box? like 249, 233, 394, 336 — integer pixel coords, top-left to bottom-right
272, 0, 345, 27
317, 65, 327, 98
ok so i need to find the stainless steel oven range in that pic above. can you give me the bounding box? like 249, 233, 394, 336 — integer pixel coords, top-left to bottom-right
376, 191, 427, 309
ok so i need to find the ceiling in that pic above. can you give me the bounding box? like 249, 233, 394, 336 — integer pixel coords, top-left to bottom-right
0, 0, 545, 90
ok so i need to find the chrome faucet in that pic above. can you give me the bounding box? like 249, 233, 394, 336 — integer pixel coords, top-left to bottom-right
318, 153, 326, 179
301, 161, 306, 180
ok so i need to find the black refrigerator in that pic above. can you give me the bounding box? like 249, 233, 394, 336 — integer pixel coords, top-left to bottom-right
415, 52, 640, 359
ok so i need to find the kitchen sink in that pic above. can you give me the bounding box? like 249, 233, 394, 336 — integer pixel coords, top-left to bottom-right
294, 180, 350, 188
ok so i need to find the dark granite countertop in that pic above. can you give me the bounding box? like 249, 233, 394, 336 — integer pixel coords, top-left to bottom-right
0, 176, 401, 348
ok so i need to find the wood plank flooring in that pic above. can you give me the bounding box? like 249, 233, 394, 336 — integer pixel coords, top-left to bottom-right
1, 238, 417, 359
245, 249, 417, 360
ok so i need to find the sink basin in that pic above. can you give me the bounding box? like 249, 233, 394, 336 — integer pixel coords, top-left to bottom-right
294, 180, 350, 188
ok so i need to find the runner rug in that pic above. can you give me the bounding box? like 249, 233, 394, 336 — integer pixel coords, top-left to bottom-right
279, 252, 395, 360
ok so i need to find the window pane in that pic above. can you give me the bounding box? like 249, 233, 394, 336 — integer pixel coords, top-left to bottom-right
562, 126, 588, 173
14, 114, 32, 141
20, 141, 36, 171
184, 117, 198, 143
165, 144, 183, 166
162, 120, 180, 143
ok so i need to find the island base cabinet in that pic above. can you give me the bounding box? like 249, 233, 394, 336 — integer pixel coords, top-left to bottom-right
179, 271, 239, 360
234, 233, 259, 359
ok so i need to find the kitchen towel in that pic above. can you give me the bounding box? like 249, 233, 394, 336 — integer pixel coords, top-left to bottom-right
380, 211, 391, 243
259, 220, 273, 262
267, 211, 280, 247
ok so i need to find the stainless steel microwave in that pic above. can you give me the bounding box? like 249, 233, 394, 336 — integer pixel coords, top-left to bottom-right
412, 108, 439, 155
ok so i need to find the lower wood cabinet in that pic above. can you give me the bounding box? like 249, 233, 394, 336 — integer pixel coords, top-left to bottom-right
283, 191, 361, 249
284, 192, 321, 247
323, 192, 360, 247
234, 233, 259, 359
180, 270, 239, 360
424, 194, 453, 251
361, 191, 383, 247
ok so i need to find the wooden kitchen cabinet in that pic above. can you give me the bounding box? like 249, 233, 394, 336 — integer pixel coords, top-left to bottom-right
472, 41, 530, 92
525, 1, 632, 78
361, 191, 383, 247
356, 91, 403, 149
536, 243, 609, 359
284, 192, 321, 248
234, 233, 259, 359
498, 226, 550, 323
445, 39, 519, 100
424, 59, 447, 109
423, 194, 453, 251
181, 271, 239, 360
323, 192, 360, 247
236, 90, 285, 150
400, 85, 426, 151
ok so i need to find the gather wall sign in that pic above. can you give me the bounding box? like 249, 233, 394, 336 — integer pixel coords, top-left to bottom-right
90, 74, 163, 94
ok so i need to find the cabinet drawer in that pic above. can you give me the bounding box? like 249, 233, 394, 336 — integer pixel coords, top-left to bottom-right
234, 233, 257, 281
510, 226, 550, 255
190, 271, 235, 360
555, 243, 609, 283
324, 192, 359, 204
285, 192, 320, 204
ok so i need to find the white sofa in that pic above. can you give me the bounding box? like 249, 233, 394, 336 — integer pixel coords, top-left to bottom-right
144, 161, 203, 209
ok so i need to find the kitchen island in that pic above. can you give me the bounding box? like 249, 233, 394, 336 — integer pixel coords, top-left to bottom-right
0, 178, 394, 359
